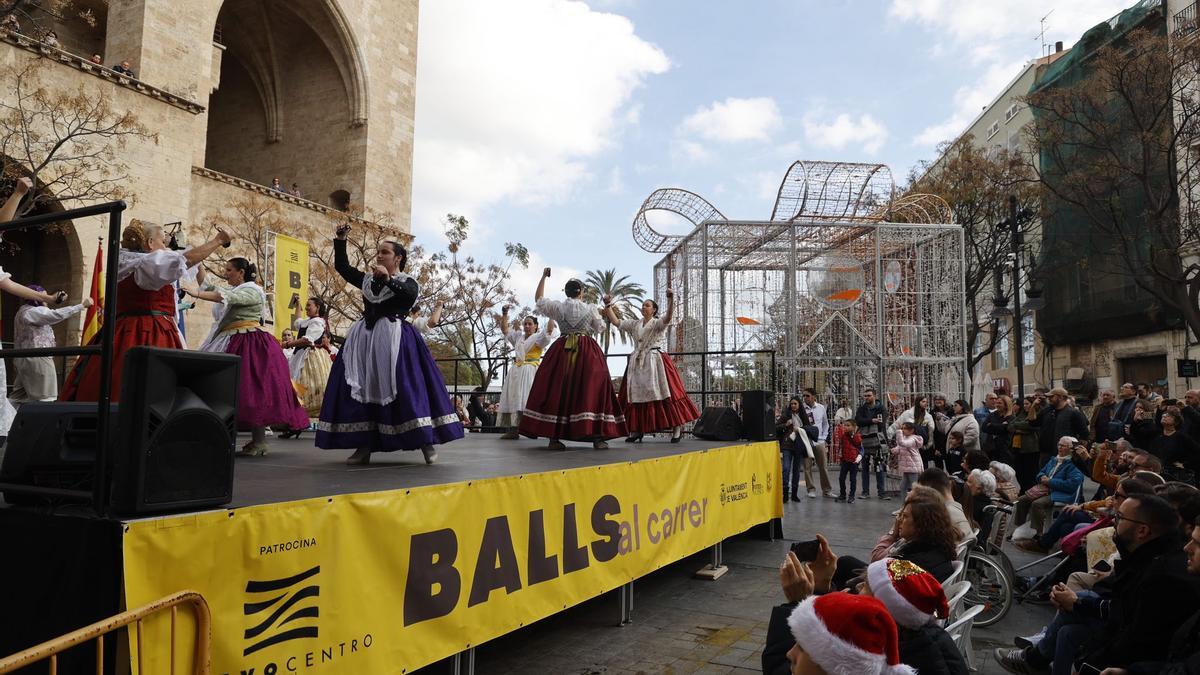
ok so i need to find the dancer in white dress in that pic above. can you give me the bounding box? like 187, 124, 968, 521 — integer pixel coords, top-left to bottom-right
407, 300, 443, 334
12, 290, 92, 403
284, 298, 333, 418
497, 304, 556, 439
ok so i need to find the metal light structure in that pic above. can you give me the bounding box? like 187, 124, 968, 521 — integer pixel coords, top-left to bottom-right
634, 161, 967, 407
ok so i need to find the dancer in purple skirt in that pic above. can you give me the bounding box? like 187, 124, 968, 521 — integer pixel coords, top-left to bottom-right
315, 224, 464, 465
188, 258, 309, 456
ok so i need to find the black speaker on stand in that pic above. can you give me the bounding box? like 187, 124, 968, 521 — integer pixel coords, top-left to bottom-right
0, 347, 240, 514
740, 390, 776, 441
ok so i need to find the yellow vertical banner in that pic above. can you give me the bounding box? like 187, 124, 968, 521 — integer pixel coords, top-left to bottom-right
273, 234, 310, 339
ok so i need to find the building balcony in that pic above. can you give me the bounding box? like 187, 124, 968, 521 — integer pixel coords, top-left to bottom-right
1175, 2, 1198, 39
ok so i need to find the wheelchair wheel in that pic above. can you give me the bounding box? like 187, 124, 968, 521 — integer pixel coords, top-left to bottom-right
963, 550, 1013, 627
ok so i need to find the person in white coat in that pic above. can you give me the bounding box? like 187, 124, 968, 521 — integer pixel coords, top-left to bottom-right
11, 290, 92, 403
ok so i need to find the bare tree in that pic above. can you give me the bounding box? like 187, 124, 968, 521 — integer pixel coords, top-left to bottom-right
905, 135, 1040, 371
0, 59, 152, 216
1023, 27, 1200, 343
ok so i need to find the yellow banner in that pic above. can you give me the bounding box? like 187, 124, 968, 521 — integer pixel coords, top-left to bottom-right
272, 234, 309, 339
122, 442, 782, 674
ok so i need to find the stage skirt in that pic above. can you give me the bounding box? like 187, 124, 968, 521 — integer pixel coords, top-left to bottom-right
621, 351, 701, 433
518, 334, 627, 441
316, 321, 464, 451
60, 314, 183, 403
292, 346, 333, 417
496, 361, 538, 428
205, 329, 309, 431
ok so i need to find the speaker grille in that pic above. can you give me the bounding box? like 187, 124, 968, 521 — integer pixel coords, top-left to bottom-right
144, 409, 233, 504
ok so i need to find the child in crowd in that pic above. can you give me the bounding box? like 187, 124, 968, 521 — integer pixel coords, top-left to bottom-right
832, 418, 863, 503
891, 421, 925, 495
945, 430, 965, 478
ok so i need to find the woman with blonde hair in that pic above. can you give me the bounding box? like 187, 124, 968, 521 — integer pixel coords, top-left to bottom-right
61, 219, 231, 401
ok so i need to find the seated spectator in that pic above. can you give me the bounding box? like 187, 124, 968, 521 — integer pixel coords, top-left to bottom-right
764, 589, 914, 675
1110, 516, 1200, 674
1012, 436, 1085, 541
111, 60, 136, 78
990, 461, 1020, 502
89, 53, 102, 65
860, 558, 968, 675
918, 467, 972, 541
1058, 478, 1156, 593
1018, 476, 1151, 556
1092, 441, 1152, 491
290, 183, 303, 198
467, 386, 493, 428
271, 177, 285, 192
997, 495, 1199, 674
965, 469, 997, 544
828, 486, 960, 589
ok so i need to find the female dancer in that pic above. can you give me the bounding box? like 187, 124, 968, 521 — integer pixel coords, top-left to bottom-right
61, 220, 232, 401
603, 289, 698, 442
12, 288, 92, 403
518, 268, 626, 449
497, 304, 556, 439
408, 300, 443, 334
188, 259, 308, 455
316, 225, 463, 464
284, 298, 333, 418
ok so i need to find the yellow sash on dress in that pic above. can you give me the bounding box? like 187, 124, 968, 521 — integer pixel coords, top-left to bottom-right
515, 343, 544, 367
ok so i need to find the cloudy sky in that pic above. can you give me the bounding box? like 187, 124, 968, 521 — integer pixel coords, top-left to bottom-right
411, 0, 1133, 299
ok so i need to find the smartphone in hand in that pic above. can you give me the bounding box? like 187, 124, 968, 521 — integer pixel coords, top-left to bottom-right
790, 539, 821, 563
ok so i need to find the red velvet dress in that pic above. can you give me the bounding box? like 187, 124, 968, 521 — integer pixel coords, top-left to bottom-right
60, 275, 183, 402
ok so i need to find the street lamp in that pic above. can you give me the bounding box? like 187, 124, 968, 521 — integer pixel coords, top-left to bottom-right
990, 195, 1039, 398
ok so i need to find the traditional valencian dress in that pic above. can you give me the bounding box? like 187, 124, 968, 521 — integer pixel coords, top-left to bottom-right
518, 296, 627, 441
199, 281, 308, 431
0, 267, 19, 434
12, 300, 88, 403
289, 316, 332, 417
497, 326, 555, 429
618, 317, 700, 434
61, 249, 190, 402
316, 238, 464, 452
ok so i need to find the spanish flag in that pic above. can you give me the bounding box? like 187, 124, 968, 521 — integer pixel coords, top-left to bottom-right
81, 239, 103, 344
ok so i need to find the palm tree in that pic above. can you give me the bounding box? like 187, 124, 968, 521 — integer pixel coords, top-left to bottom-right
584, 269, 645, 352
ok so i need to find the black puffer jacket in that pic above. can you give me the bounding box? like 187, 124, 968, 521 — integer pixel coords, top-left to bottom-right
899, 623, 969, 675
762, 602, 797, 675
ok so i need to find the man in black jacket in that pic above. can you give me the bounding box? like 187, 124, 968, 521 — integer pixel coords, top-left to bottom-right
855, 388, 889, 500
1031, 388, 1089, 464
996, 495, 1199, 674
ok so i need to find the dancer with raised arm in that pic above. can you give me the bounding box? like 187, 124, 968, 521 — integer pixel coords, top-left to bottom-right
316, 224, 463, 464
408, 300, 443, 334
284, 297, 333, 418
187, 259, 308, 455
603, 289, 699, 443
497, 304, 556, 439
61, 220, 232, 402
518, 268, 626, 449
12, 289, 93, 403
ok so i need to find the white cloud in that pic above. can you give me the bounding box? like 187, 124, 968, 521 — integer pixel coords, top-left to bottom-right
890, 0, 1132, 148
802, 110, 889, 155
606, 166, 625, 194
678, 97, 783, 143
507, 250, 583, 304
411, 0, 670, 239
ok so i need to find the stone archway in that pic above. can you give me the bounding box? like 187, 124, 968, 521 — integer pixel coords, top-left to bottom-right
204, 0, 368, 210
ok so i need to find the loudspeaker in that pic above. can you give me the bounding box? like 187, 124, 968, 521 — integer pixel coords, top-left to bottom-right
692, 406, 742, 442
0, 403, 118, 504
741, 390, 775, 441
111, 347, 240, 514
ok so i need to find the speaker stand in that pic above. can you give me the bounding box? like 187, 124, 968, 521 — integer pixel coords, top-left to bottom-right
694, 541, 729, 580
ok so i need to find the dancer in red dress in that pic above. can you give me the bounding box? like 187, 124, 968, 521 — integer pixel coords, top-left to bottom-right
60, 220, 232, 402
518, 268, 626, 449
604, 288, 699, 442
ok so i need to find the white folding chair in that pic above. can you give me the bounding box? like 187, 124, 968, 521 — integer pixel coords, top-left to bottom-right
945, 603, 985, 671
945, 559, 965, 586
942, 580, 972, 623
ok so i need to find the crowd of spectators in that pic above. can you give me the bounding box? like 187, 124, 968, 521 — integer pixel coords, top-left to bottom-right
0, 14, 139, 80
766, 382, 1200, 673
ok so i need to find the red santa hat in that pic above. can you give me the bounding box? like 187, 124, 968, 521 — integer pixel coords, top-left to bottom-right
787, 593, 915, 675
866, 558, 951, 629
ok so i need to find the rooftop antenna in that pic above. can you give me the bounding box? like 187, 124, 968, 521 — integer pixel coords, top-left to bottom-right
1037, 9, 1054, 57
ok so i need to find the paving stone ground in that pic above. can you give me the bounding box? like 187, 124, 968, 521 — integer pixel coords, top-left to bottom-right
416, 484, 1059, 674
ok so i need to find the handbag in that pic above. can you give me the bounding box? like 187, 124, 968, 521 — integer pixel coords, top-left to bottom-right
1024, 483, 1050, 500
804, 425, 820, 442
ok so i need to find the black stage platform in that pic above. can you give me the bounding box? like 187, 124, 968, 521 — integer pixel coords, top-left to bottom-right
226, 431, 736, 509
